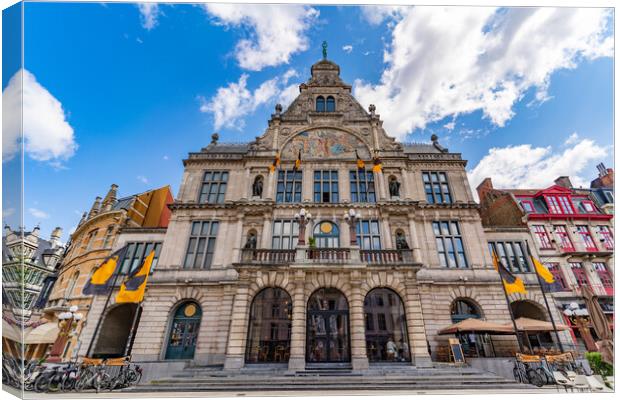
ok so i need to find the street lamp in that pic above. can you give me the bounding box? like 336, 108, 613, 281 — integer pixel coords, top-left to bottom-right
48, 306, 84, 362
294, 208, 313, 246
343, 208, 361, 246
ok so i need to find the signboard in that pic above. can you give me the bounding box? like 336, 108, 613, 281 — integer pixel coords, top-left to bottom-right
449, 338, 465, 363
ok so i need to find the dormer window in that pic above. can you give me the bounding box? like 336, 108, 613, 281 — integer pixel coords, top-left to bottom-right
326, 96, 335, 112
316, 96, 325, 112
580, 200, 596, 213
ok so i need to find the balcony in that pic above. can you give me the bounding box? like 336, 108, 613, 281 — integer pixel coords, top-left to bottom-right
237, 248, 418, 267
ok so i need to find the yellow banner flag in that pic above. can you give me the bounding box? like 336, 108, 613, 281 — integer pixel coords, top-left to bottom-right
492, 251, 527, 295
116, 251, 154, 303
532, 257, 555, 284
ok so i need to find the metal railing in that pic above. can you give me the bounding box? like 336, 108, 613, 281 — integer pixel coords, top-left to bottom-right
240, 249, 296, 264
360, 249, 413, 264
306, 248, 351, 262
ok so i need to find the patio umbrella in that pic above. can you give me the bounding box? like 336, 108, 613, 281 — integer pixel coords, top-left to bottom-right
510, 317, 570, 332
581, 285, 613, 365
438, 318, 515, 335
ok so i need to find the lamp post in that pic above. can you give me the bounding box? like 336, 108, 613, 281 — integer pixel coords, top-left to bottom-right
48, 305, 83, 362
294, 208, 313, 246
343, 208, 361, 246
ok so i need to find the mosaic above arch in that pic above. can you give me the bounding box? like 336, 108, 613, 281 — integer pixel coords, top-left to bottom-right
281, 128, 371, 160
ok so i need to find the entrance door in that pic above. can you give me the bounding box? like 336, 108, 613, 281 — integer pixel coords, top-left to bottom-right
165, 302, 202, 360
306, 288, 350, 363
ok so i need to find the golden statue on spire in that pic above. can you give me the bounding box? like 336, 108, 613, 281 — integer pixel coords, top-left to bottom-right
322, 40, 328, 59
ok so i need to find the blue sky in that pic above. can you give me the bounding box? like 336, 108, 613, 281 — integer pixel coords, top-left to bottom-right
2, 3, 614, 241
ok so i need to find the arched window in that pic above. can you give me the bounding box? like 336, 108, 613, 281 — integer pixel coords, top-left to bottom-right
165, 301, 202, 359
450, 299, 481, 323
313, 221, 340, 248
511, 300, 554, 352
326, 96, 335, 112
245, 288, 292, 363
307, 288, 350, 362
316, 96, 325, 112
364, 288, 410, 362
102, 226, 114, 249
65, 271, 80, 299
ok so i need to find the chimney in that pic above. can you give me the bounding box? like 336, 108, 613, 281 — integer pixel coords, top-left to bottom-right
88, 197, 102, 218
102, 184, 118, 211
50, 227, 62, 248
597, 163, 607, 177
554, 176, 573, 189
476, 178, 494, 202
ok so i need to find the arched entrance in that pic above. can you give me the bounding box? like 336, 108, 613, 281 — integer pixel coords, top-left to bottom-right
449, 299, 491, 357
165, 301, 202, 360
306, 288, 350, 363
245, 288, 292, 363
511, 300, 554, 351
93, 303, 141, 358
364, 288, 410, 362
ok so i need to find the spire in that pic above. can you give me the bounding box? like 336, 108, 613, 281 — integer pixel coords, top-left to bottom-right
88, 197, 102, 218
50, 227, 63, 248
102, 184, 118, 211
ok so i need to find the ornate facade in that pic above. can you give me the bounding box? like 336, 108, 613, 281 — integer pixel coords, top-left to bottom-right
80, 58, 536, 381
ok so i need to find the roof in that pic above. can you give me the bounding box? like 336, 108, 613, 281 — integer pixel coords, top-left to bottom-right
202, 143, 250, 154
2, 229, 56, 267
403, 143, 443, 154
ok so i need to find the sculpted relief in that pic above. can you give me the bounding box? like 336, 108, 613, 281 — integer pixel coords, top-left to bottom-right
281, 129, 371, 160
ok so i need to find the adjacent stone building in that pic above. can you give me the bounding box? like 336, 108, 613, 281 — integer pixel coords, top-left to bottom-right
77, 57, 554, 381
477, 176, 614, 352
46, 184, 173, 361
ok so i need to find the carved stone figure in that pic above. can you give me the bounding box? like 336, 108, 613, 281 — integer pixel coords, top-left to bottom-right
395, 232, 409, 250
389, 177, 401, 197
252, 176, 263, 197
244, 233, 257, 249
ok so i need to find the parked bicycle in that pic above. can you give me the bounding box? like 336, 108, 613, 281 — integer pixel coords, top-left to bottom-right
74, 361, 112, 393
513, 360, 544, 387
107, 358, 143, 390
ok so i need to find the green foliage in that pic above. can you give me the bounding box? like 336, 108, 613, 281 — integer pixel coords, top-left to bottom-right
586, 352, 613, 378
308, 237, 316, 248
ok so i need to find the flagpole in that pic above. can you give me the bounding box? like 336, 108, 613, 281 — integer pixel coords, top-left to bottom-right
493, 250, 525, 353
525, 241, 564, 353
85, 249, 126, 357
123, 302, 142, 357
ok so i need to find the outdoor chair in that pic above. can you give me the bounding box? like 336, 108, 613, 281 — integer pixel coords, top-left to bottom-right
552, 371, 575, 392
565, 370, 577, 380
573, 375, 590, 392
585, 375, 606, 391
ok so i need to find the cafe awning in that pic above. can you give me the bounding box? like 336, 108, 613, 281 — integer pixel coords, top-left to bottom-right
509, 317, 569, 332
24, 323, 59, 344
438, 318, 515, 335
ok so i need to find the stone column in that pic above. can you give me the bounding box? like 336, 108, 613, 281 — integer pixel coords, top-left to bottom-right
404, 272, 432, 366
375, 170, 387, 201
349, 271, 369, 370
265, 171, 276, 201
339, 167, 350, 203
381, 218, 393, 248
260, 216, 272, 248
224, 278, 251, 370
231, 215, 244, 264
288, 270, 306, 371
408, 216, 422, 263
303, 167, 313, 202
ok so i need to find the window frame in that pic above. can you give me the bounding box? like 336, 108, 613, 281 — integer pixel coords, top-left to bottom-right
570, 262, 590, 287
315, 96, 325, 112
326, 96, 335, 112
313, 170, 339, 203
433, 221, 468, 268
356, 220, 382, 250
592, 262, 613, 289
121, 241, 163, 275
276, 170, 303, 203
183, 221, 219, 269
422, 171, 452, 204
487, 241, 530, 272
598, 226, 614, 250
576, 225, 598, 251
349, 169, 376, 203
553, 225, 575, 252
520, 200, 535, 213
546, 263, 569, 291
198, 170, 229, 204
271, 219, 300, 250
532, 225, 553, 249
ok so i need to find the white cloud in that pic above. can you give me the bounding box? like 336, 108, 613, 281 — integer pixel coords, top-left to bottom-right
342, 45, 353, 53
162, 155, 169, 161
29, 208, 50, 220
443, 121, 455, 131
138, 4, 160, 30
137, 175, 149, 184
3, 69, 77, 164
468, 138, 608, 197
203, 4, 319, 71
359, 5, 406, 26
200, 71, 300, 129
564, 132, 580, 145
354, 7, 613, 140
3, 208, 15, 218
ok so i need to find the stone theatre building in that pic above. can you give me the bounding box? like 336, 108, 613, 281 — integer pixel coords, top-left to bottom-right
80, 57, 562, 380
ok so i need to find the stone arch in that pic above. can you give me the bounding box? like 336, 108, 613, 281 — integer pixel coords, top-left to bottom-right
450, 297, 484, 321
448, 286, 482, 306
279, 126, 372, 160
92, 302, 141, 358
507, 290, 546, 306
248, 270, 295, 299
168, 286, 208, 311
304, 271, 352, 300
360, 272, 407, 301
510, 299, 548, 321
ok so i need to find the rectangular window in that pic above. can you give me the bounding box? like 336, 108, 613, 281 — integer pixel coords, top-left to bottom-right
356, 220, 382, 250
533, 225, 553, 249
377, 314, 387, 331
121, 242, 163, 274
84, 229, 98, 251
557, 196, 574, 214
576, 225, 598, 251
581, 201, 596, 213
350, 169, 376, 203
198, 171, 228, 204
488, 241, 530, 272
593, 262, 613, 289
313, 170, 339, 203
433, 221, 468, 268
422, 172, 452, 204
546, 196, 562, 214
520, 200, 534, 213
276, 170, 302, 203
546, 263, 569, 291
183, 221, 219, 269
553, 225, 575, 252
570, 262, 589, 287
271, 220, 299, 249
598, 226, 614, 250
546, 195, 573, 214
